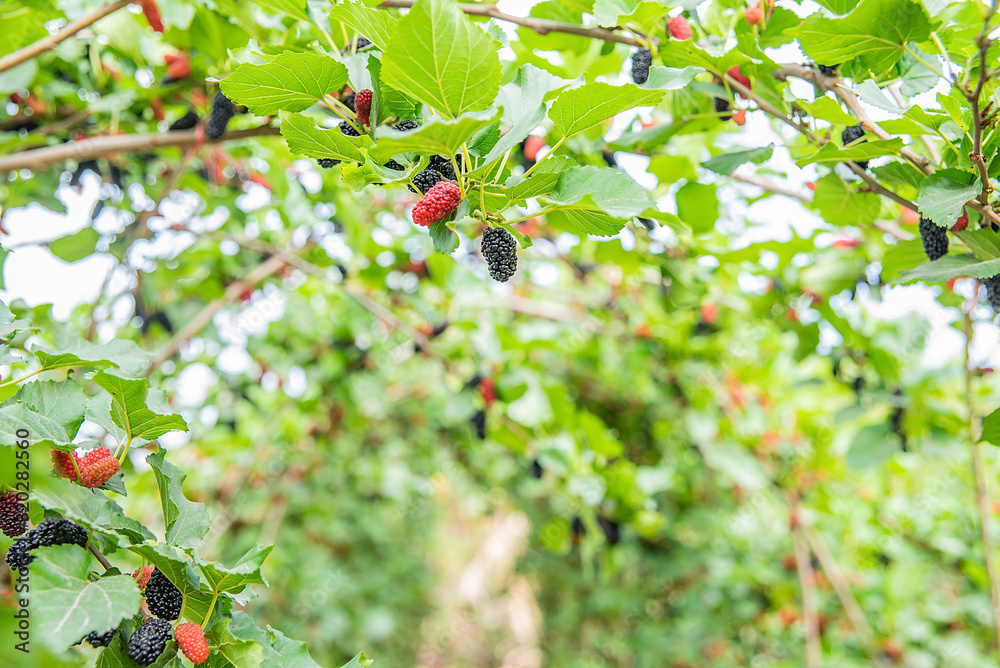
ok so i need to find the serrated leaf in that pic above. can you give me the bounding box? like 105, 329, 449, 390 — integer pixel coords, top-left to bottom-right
36, 338, 150, 377
255, 0, 310, 22
957, 229, 1000, 261
645, 66, 702, 91
279, 112, 369, 163
505, 156, 578, 202
795, 0, 931, 73
0, 403, 71, 443
544, 166, 651, 218
92, 372, 187, 442
13, 379, 87, 437
481, 64, 570, 165
793, 97, 856, 125
32, 479, 154, 544
703, 145, 773, 175
894, 254, 1000, 283
147, 450, 211, 548
329, 2, 398, 51
30, 545, 141, 652
381, 0, 501, 119
811, 173, 881, 225
194, 543, 273, 597
795, 138, 904, 166
221, 53, 348, 115
550, 82, 664, 137
852, 79, 906, 114
271, 627, 327, 667
546, 206, 627, 237
916, 171, 980, 228
49, 227, 99, 263
429, 219, 459, 254
467, 121, 501, 157
369, 108, 500, 161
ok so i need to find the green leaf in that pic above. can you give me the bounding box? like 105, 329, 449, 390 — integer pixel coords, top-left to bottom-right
255, 0, 310, 22
0, 403, 71, 444
369, 109, 501, 161
30, 545, 141, 652
549, 82, 664, 137
846, 424, 898, 469
676, 182, 718, 234
32, 479, 154, 544
544, 166, 651, 218
957, 229, 1000, 261
793, 96, 857, 125
35, 338, 150, 377
895, 254, 1000, 283
49, 227, 99, 263
339, 652, 374, 668
795, 138, 904, 166
193, 543, 273, 597
128, 543, 216, 622
221, 52, 348, 115
795, 0, 932, 73
546, 206, 628, 237
381, 0, 501, 119
645, 66, 703, 91
481, 64, 570, 165
92, 372, 188, 441
703, 145, 773, 175
429, 220, 459, 254
147, 450, 211, 549
329, 2, 398, 51
467, 121, 501, 157
279, 112, 370, 163
505, 156, 577, 202
982, 407, 1000, 446
811, 173, 881, 225
916, 171, 980, 228
852, 79, 906, 114
12, 379, 87, 438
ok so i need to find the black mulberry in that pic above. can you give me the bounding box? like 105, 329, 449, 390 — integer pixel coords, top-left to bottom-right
631, 48, 652, 84
597, 516, 620, 545
428, 154, 458, 180
841, 124, 869, 169
471, 410, 486, 439
206, 92, 235, 140
394, 120, 420, 132
343, 92, 356, 112
83, 628, 117, 648
0, 492, 27, 537
409, 168, 442, 194
984, 275, 1000, 312
317, 158, 340, 168
4, 518, 87, 571
714, 97, 732, 121
339, 120, 361, 137
383, 159, 404, 171
341, 36, 372, 54
918, 217, 949, 261
145, 568, 183, 620
127, 618, 172, 666
168, 111, 199, 131
482, 226, 518, 282
817, 63, 839, 75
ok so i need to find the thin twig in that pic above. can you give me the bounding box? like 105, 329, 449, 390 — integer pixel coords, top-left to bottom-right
377, 0, 642, 46
805, 527, 880, 662
0, 0, 132, 74
965, 300, 1000, 658
88, 542, 113, 571
888, 85, 940, 166
967, 0, 999, 206
0, 125, 280, 173
792, 519, 823, 668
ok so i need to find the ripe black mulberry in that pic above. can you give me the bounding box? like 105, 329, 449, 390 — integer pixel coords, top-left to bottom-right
409, 168, 442, 194
841, 124, 869, 169
0, 492, 27, 537
168, 111, 199, 131
918, 217, 948, 261
482, 226, 518, 282
127, 618, 172, 666
145, 568, 183, 620
206, 92, 235, 140
631, 48, 652, 84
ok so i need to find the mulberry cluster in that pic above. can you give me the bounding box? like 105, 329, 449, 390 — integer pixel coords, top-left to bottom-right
394, 120, 420, 132
428, 154, 458, 181
841, 124, 869, 169
168, 110, 199, 131
918, 217, 949, 261
83, 628, 117, 648
481, 226, 518, 282
4, 518, 88, 571
667, 16, 692, 40
411, 181, 462, 227
175, 622, 210, 664
206, 91, 235, 140
409, 168, 442, 194
355, 89, 373, 126
0, 492, 27, 537
317, 158, 340, 168
631, 48, 652, 84
984, 275, 1000, 312
128, 618, 172, 666
339, 120, 361, 137
145, 568, 183, 620
52, 447, 120, 488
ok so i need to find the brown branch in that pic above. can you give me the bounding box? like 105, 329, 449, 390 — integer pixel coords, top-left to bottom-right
724, 73, 818, 143
146, 252, 297, 374
967, 1, 998, 206
0, 125, 280, 173
88, 542, 113, 571
729, 170, 811, 203
792, 519, 823, 668
0, 0, 132, 74
805, 528, 880, 662
378, 0, 642, 46
964, 303, 1000, 658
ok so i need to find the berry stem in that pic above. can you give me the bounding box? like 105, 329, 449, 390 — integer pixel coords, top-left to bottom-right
117, 436, 134, 465
0, 367, 44, 388
324, 96, 364, 135
522, 136, 565, 179
449, 155, 465, 198
503, 207, 558, 226
201, 589, 220, 629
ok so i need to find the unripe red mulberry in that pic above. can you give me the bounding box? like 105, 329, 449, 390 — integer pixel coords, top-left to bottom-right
667, 16, 692, 40
744, 4, 763, 25
77, 447, 119, 489
726, 66, 751, 98
732, 109, 746, 126
411, 182, 461, 227
355, 89, 373, 126
175, 622, 210, 664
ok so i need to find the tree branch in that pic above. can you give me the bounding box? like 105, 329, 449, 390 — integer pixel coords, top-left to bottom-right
0, 0, 132, 74
964, 302, 1000, 657
792, 518, 823, 668
0, 125, 280, 173
967, 0, 998, 206
377, 0, 642, 46
88, 541, 114, 571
